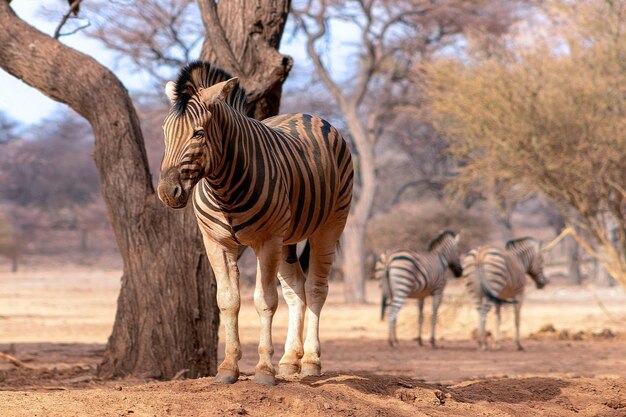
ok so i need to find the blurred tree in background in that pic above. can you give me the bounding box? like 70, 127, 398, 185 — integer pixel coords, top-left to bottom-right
292, 0, 528, 302
425, 0, 626, 285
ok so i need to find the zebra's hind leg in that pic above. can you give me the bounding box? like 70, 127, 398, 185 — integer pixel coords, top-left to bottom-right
251, 237, 282, 385
417, 298, 424, 346
430, 292, 443, 348
301, 225, 342, 376
514, 301, 524, 351
202, 239, 242, 384
416, 298, 424, 346
277, 246, 306, 376
477, 301, 492, 350
493, 303, 502, 350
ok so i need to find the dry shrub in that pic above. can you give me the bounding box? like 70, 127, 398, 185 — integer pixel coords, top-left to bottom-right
366, 199, 494, 255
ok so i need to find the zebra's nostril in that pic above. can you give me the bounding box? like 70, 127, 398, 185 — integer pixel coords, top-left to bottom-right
173, 185, 182, 199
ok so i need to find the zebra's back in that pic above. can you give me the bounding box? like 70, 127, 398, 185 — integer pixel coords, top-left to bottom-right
193, 109, 352, 246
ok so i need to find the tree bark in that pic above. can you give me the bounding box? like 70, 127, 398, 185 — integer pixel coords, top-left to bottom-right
197, 0, 293, 120
342, 219, 367, 303
0, 2, 218, 379
564, 236, 582, 285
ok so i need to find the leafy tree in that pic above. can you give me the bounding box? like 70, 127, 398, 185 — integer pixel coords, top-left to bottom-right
425, 0, 626, 285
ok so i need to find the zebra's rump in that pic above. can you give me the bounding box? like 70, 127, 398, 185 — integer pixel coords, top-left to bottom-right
463, 247, 525, 302
385, 251, 446, 298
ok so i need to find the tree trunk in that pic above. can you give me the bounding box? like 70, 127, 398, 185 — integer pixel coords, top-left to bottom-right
0, 2, 218, 379
564, 236, 582, 285
197, 0, 293, 120
338, 108, 376, 304
342, 219, 367, 304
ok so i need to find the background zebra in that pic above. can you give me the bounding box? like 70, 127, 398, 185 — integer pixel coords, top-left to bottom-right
463, 237, 549, 351
157, 61, 353, 385
378, 231, 463, 348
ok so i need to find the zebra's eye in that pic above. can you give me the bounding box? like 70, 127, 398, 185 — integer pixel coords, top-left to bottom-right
193, 130, 204, 139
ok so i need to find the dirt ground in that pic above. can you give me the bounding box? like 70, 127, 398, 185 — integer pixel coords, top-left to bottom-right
1, 263, 626, 416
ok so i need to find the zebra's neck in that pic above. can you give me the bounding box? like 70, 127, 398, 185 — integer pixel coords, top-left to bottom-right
202, 102, 267, 206
429, 243, 451, 273
510, 246, 534, 272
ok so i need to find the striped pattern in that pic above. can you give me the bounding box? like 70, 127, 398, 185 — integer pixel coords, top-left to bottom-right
158, 61, 353, 385
463, 237, 548, 351
378, 231, 463, 347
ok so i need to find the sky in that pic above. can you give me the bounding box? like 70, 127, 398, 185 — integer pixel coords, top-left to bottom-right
0, 2, 299, 125
0, 1, 349, 127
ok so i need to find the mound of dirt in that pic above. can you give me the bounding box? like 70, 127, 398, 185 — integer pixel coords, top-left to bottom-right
1, 372, 626, 417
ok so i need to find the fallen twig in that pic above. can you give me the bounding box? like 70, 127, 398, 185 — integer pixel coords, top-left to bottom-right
0, 352, 31, 368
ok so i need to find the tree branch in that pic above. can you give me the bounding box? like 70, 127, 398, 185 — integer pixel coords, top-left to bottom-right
53, 0, 82, 39
196, 0, 241, 73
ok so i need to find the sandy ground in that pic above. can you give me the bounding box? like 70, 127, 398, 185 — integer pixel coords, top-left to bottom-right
1, 263, 626, 416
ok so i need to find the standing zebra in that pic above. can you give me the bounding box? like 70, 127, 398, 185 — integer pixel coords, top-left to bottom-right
157, 61, 353, 385
378, 231, 463, 348
463, 237, 548, 351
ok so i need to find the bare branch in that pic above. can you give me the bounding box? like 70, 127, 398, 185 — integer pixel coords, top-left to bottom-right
53, 0, 82, 39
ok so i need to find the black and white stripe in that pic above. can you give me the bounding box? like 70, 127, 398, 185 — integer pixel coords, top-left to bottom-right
378, 231, 463, 347
463, 237, 548, 351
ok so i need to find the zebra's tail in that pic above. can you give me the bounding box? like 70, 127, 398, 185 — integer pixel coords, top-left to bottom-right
377, 253, 391, 321
477, 264, 517, 305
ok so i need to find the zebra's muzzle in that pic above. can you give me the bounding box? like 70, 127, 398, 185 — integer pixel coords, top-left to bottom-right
157, 169, 189, 209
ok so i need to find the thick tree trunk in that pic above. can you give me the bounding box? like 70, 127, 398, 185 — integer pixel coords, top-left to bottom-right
197, 0, 293, 120
0, 2, 218, 379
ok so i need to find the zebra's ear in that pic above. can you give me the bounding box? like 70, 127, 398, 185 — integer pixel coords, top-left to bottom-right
200, 77, 239, 105
454, 233, 461, 244
219, 77, 239, 100
165, 81, 177, 104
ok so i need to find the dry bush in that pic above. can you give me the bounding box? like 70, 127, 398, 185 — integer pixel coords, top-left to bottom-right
366, 199, 494, 256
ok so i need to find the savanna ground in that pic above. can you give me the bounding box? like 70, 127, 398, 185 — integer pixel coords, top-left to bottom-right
1, 260, 626, 416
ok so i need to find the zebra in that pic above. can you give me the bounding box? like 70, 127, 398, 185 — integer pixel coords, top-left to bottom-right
378, 231, 463, 348
462, 237, 549, 351
157, 61, 353, 385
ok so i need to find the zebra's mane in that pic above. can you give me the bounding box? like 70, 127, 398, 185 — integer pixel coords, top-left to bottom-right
172, 61, 247, 116
428, 230, 456, 251
505, 237, 537, 251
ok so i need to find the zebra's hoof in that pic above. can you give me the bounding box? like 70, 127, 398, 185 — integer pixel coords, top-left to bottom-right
254, 372, 276, 386
215, 369, 239, 384
278, 363, 300, 376
301, 363, 321, 376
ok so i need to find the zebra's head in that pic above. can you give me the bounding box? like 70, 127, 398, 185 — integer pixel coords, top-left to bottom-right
429, 231, 463, 278
157, 61, 246, 209
506, 237, 549, 289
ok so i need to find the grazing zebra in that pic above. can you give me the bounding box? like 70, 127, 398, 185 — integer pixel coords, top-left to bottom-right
378, 231, 463, 348
463, 237, 548, 351
157, 61, 353, 385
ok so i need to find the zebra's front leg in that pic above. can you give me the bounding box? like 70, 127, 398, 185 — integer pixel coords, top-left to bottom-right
493, 303, 502, 350
277, 247, 306, 376
416, 298, 424, 346
202, 239, 242, 384
430, 292, 443, 348
252, 238, 282, 385
514, 301, 524, 351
